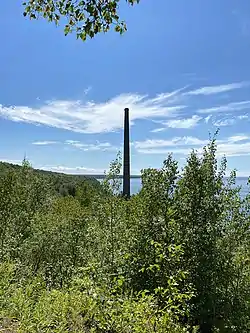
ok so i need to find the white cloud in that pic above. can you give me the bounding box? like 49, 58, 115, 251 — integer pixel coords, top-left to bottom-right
238, 114, 249, 120
213, 118, 236, 127
185, 82, 247, 96
212, 114, 250, 127
135, 136, 208, 150
150, 115, 202, 132
1, 82, 249, 135
40, 165, 104, 174
32, 141, 58, 145
151, 127, 165, 133
211, 114, 249, 127
30, 139, 118, 152
65, 140, 118, 152
0, 158, 23, 165
204, 115, 212, 123
136, 148, 190, 155
163, 115, 202, 129
216, 142, 250, 157
0, 157, 106, 175
0, 89, 186, 134
65, 140, 80, 145
227, 135, 249, 142
199, 101, 250, 114
135, 134, 250, 158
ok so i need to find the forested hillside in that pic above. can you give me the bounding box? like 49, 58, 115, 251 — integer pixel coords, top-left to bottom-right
0, 161, 101, 197
0, 140, 249, 333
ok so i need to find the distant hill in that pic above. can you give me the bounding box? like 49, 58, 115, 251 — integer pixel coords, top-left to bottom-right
0, 161, 101, 197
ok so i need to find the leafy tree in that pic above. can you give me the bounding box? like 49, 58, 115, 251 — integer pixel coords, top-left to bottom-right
126, 155, 180, 293
20, 196, 88, 288
0, 159, 50, 261
174, 139, 250, 332
22, 0, 140, 41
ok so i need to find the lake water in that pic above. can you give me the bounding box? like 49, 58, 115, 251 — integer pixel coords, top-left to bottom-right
130, 177, 249, 197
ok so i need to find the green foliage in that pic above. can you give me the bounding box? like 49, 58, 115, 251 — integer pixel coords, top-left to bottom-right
19, 196, 88, 288
0, 160, 50, 261
0, 138, 249, 332
174, 139, 250, 332
22, 0, 140, 41
0, 160, 101, 197
0, 262, 197, 333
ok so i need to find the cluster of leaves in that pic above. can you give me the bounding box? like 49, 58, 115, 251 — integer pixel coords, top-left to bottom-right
0, 138, 249, 332
22, 0, 140, 41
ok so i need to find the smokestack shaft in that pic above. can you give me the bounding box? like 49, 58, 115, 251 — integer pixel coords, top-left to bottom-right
123, 108, 130, 198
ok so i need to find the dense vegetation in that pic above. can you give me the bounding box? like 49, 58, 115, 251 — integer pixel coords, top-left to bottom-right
0, 139, 249, 332
0, 161, 101, 198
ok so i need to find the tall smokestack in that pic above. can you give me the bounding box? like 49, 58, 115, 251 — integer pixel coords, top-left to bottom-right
123, 107, 130, 198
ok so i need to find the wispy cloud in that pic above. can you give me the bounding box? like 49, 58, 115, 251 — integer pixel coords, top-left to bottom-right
65, 140, 118, 152
32, 140, 59, 145
135, 136, 208, 150
213, 118, 236, 127
0, 89, 186, 134
0, 157, 105, 175
151, 127, 166, 133
150, 115, 202, 132
204, 115, 212, 123
238, 114, 249, 120
135, 134, 250, 158
228, 135, 249, 142
216, 142, 250, 157
198, 101, 250, 114
210, 114, 249, 127
40, 165, 104, 174
185, 82, 247, 96
1, 82, 249, 134
32, 140, 120, 152
0, 158, 23, 165
163, 115, 202, 129
30, 139, 118, 152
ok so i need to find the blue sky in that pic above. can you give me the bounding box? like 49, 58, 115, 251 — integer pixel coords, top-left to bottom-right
1, 0, 250, 176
